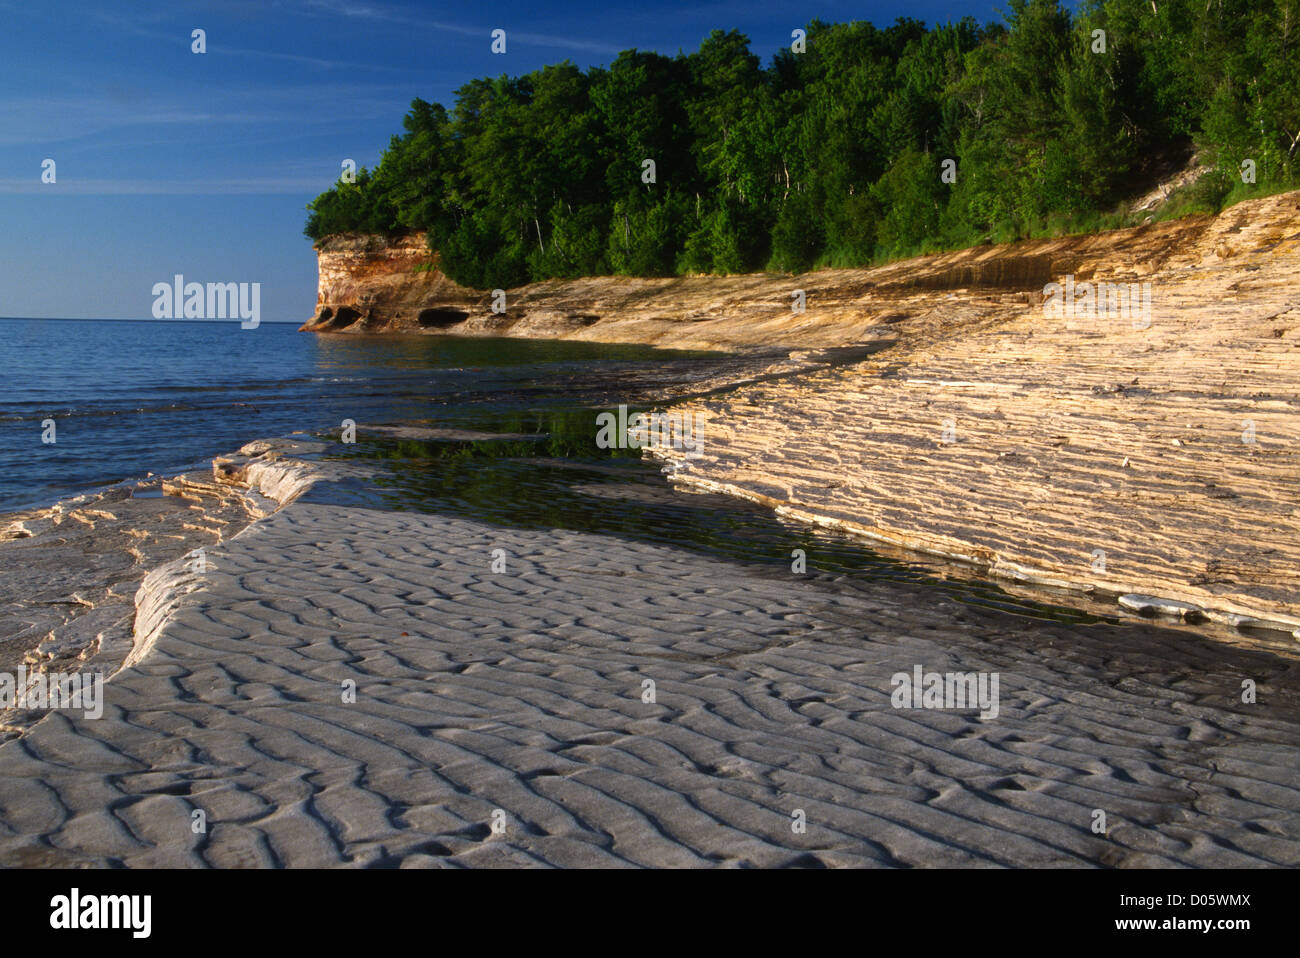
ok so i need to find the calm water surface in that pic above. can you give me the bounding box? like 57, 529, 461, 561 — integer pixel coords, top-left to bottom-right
0, 318, 718, 512
0, 316, 1108, 628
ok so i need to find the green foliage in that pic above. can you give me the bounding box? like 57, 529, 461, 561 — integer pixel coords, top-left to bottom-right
607, 193, 689, 276
873, 149, 946, 256
1149, 169, 1233, 222
768, 190, 825, 273
304, 1, 1300, 285
528, 201, 610, 279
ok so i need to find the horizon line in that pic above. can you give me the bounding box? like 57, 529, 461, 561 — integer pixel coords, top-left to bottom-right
0, 316, 303, 324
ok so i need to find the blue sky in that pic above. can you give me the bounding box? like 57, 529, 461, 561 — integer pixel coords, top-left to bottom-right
1, 0, 1018, 322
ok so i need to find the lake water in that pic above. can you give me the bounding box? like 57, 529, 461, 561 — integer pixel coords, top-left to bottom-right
0, 318, 722, 513
0, 316, 1107, 627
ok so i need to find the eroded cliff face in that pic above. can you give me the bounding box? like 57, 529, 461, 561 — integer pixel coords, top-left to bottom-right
300, 197, 1300, 350
303, 232, 481, 333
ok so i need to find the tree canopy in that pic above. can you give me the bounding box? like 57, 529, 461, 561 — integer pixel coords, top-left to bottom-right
304, 1, 1300, 286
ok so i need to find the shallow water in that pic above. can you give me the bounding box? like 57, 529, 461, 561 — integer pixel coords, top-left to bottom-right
0, 316, 1120, 634
0, 318, 719, 512
308, 429, 1111, 629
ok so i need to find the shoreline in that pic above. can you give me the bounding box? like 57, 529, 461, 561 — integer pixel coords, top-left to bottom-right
2, 187, 1297, 862
0, 341, 831, 736
0, 439, 325, 738
11, 178, 1297, 715
296, 190, 1300, 654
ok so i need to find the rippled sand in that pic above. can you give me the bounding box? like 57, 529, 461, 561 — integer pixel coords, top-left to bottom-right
0, 449, 1296, 868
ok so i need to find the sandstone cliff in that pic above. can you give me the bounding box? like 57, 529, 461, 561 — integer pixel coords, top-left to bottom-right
303, 232, 479, 333
300, 198, 1300, 352
647, 190, 1300, 637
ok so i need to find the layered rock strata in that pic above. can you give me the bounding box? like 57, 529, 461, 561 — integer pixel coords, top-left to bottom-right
302, 193, 1300, 641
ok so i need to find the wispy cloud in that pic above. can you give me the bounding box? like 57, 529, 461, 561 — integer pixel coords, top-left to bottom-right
81, 8, 415, 72
212, 45, 406, 70
293, 0, 392, 17
0, 98, 264, 146
0, 83, 410, 146
0, 175, 333, 195
284, 0, 624, 54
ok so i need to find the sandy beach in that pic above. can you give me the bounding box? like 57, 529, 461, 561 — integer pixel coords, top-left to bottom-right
0, 442, 1296, 868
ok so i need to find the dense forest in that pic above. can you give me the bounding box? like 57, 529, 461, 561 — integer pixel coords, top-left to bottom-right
303, 0, 1300, 287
